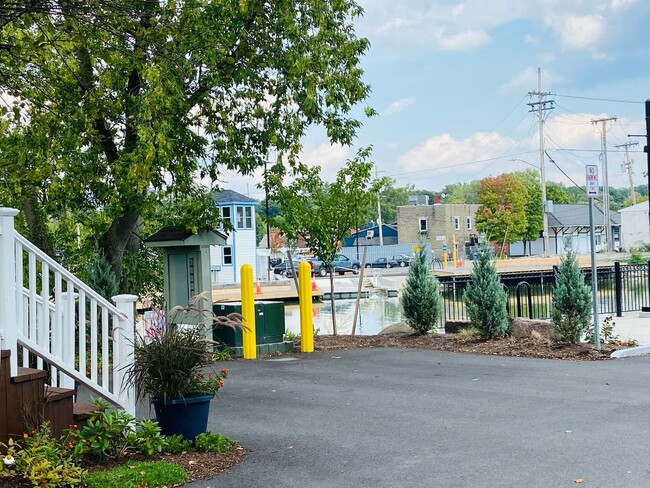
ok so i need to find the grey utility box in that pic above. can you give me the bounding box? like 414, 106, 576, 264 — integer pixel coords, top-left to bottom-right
144, 227, 227, 314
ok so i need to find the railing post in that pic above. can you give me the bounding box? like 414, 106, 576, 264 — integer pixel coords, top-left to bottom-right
60, 291, 79, 389
113, 294, 138, 416
0, 208, 19, 377
614, 261, 623, 317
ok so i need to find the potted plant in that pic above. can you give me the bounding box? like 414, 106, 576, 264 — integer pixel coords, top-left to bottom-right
125, 293, 243, 440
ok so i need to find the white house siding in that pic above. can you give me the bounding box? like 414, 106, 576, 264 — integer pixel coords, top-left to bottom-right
210, 229, 258, 285
620, 201, 650, 250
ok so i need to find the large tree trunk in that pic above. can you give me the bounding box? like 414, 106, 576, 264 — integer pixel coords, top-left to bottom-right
96, 209, 141, 285
21, 191, 55, 258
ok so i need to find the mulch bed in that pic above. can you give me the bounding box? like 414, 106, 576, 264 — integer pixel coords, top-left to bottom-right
0, 446, 245, 487
297, 333, 623, 361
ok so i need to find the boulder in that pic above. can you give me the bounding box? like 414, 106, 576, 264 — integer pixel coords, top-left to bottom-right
444, 320, 473, 334
511, 317, 555, 339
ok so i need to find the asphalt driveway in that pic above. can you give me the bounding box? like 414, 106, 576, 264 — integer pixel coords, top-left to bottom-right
190, 349, 650, 488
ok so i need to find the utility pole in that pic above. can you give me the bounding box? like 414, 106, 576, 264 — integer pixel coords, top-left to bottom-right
591, 116, 617, 251
615, 141, 639, 205
627, 99, 650, 312
527, 68, 554, 257
375, 167, 384, 246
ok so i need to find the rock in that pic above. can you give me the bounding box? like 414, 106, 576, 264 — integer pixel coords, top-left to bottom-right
444, 320, 473, 334
511, 317, 555, 339
379, 322, 412, 335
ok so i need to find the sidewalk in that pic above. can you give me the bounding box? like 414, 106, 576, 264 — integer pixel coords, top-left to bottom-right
609, 311, 650, 345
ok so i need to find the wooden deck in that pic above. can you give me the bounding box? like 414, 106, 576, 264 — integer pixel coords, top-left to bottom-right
212, 284, 324, 303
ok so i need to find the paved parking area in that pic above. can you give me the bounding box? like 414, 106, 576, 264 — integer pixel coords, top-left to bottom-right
189, 348, 650, 488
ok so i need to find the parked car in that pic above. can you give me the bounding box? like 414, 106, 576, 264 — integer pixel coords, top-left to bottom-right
391, 254, 413, 267
311, 254, 361, 276
365, 257, 399, 269
273, 256, 313, 276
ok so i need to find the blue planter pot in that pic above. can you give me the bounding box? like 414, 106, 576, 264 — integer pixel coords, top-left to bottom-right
152, 395, 214, 440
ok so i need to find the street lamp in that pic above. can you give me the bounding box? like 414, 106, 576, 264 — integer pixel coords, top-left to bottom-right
264, 161, 271, 281
511, 158, 550, 256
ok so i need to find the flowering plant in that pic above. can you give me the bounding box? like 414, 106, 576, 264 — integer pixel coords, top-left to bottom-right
125, 293, 242, 402
188, 368, 229, 397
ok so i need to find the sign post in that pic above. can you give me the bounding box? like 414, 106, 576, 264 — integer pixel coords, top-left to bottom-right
586, 165, 600, 350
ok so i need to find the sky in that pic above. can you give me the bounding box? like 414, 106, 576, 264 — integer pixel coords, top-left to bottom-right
223, 0, 650, 202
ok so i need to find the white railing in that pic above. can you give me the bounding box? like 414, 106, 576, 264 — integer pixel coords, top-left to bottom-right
0, 208, 137, 415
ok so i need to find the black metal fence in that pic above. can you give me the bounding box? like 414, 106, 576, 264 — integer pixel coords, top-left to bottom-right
438, 261, 650, 323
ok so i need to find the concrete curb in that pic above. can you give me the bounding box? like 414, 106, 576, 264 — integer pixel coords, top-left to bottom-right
611, 345, 650, 358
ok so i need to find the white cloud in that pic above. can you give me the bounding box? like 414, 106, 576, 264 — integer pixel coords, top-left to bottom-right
298, 143, 351, 180
383, 97, 416, 116
610, 0, 637, 11
396, 131, 521, 179
525, 34, 539, 45
557, 15, 604, 50
499, 67, 564, 95
436, 29, 490, 51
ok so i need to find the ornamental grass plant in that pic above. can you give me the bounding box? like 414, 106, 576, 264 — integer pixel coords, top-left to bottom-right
124, 292, 243, 402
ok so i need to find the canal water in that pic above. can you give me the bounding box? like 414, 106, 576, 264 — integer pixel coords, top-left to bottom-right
284, 295, 404, 336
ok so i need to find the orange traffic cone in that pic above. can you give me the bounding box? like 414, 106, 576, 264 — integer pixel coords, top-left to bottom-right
255, 278, 262, 294
311, 279, 318, 292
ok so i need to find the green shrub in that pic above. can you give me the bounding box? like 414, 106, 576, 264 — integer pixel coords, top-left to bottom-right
628, 248, 647, 265
193, 432, 238, 453
463, 243, 509, 339
84, 461, 187, 488
0, 423, 85, 488
128, 420, 165, 456
161, 434, 193, 454
551, 248, 592, 344
401, 247, 443, 335
75, 399, 135, 460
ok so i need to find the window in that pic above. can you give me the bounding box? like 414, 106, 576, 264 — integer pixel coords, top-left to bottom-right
236, 206, 253, 229
454, 216, 460, 231
223, 246, 233, 265
466, 216, 472, 230
220, 207, 231, 228
419, 218, 428, 233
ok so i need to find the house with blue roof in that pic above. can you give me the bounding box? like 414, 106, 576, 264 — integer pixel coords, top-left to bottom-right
211, 189, 258, 284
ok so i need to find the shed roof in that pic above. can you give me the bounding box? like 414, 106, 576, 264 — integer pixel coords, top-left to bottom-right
144, 227, 228, 247
547, 204, 620, 228
213, 189, 258, 204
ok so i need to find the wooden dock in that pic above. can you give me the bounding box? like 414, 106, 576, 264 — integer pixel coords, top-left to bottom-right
212, 283, 324, 303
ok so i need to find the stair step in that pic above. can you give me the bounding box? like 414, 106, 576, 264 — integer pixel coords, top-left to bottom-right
44, 386, 75, 402
73, 403, 96, 421
1, 349, 9, 358
12, 367, 47, 384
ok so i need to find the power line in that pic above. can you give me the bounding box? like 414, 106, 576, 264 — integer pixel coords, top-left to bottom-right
554, 93, 643, 104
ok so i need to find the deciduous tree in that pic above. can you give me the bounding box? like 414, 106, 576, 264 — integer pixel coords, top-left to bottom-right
267, 148, 384, 335
475, 174, 527, 250
0, 1, 372, 286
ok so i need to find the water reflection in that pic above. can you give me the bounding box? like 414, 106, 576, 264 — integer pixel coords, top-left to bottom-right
284, 295, 403, 336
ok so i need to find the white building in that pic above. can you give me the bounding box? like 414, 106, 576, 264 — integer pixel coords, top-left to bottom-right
211, 189, 258, 285
620, 200, 650, 250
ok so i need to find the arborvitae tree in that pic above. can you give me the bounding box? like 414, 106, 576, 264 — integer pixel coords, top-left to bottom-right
463, 243, 509, 339
87, 252, 119, 301
401, 247, 443, 335
551, 248, 592, 344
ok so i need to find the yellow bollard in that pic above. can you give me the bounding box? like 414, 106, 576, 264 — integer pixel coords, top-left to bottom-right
443, 247, 448, 269
298, 261, 314, 353
240, 264, 256, 359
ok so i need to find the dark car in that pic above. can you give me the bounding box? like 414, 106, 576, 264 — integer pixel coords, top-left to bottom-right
310, 254, 361, 276
365, 257, 399, 269
273, 257, 313, 276
391, 254, 413, 267
284, 259, 316, 278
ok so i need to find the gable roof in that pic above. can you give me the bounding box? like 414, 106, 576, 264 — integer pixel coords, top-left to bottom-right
144, 227, 228, 247
213, 189, 258, 205
547, 204, 620, 228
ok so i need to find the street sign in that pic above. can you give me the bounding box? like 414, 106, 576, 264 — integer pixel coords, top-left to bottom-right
585, 165, 599, 198
441, 244, 447, 251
